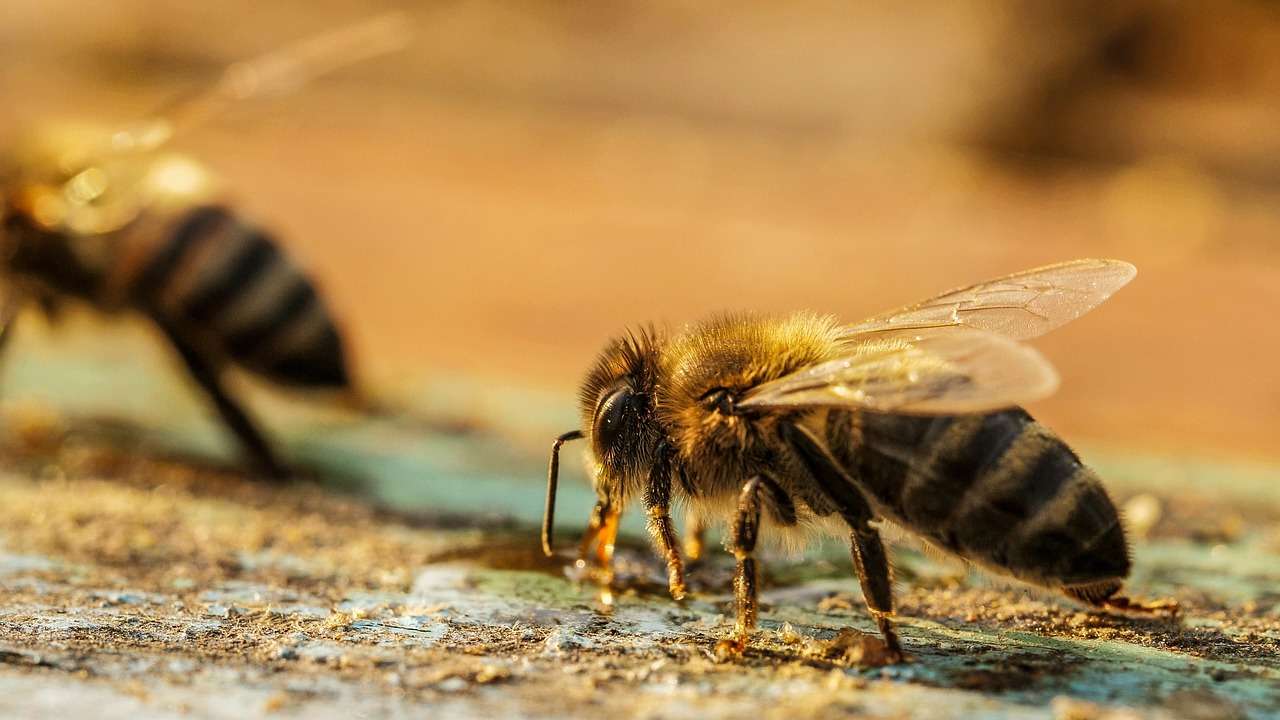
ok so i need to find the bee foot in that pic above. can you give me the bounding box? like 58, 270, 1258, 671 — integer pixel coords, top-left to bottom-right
667, 578, 687, 603
879, 646, 908, 667
684, 537, 704, 562
815, 627, 905, 667
713, 636, 748, 663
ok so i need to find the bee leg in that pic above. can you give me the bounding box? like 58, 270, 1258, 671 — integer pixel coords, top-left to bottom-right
0, 295, 18, 404
849, 526, 904, 662
783, 422, 905, 663
646, 506, 686, 601
673, 464, 705, 562
0, 293, 22, 363
156, 320, 288, 480
644, 447, 687, 601
715, 476, 763, 660
683, 509, 706, 563
33, 292, 63, 322
576, 499, 621, 586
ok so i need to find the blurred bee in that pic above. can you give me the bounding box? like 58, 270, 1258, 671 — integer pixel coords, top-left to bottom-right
542, 259, 1177, 662
0, 15, 410, 477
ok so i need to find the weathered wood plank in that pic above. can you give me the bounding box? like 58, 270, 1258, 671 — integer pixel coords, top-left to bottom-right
0, 331, 1276, 719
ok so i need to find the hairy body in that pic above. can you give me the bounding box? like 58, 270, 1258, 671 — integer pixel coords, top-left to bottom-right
0, 17, 406, 476
543, 259, 1176, 662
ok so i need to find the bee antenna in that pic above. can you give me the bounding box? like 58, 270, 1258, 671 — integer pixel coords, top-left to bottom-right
110, 12, 414, 154
542, 429, 584, 557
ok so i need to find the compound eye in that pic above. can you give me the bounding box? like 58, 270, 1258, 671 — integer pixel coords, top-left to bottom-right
593, 386, 634, 454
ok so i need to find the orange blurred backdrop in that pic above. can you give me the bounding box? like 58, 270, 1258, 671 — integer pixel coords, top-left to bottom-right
2, 1, 1279, 460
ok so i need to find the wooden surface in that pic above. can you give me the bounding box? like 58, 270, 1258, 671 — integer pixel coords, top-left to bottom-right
0, 333, 1276, 719
2, 2, 1280, 461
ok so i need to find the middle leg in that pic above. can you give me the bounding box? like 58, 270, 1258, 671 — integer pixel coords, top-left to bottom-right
715, 476, 764, 659
683, 510, 706, 562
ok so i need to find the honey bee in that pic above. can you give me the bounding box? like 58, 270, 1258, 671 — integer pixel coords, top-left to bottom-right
542, 259, 1177, 662
0, 16, 409, 477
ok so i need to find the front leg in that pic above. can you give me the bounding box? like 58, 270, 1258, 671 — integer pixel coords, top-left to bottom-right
576, 497, 621, 574
715, 476, 763, 659
643, 445, 687, 601
573, 497, 622, 607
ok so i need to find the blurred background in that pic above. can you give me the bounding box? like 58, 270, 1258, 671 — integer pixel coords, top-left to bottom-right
2, 0, 1278, 464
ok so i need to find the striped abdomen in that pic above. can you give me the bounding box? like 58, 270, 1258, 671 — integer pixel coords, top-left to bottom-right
825, 409, 1129, 592
124, 205, 350, 389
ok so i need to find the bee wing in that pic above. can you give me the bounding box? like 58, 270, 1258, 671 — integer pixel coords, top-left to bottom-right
737, 330, 1059, 415
107, 13, 413, 154
841, 258, 1136, 341
19, 15, 410, 237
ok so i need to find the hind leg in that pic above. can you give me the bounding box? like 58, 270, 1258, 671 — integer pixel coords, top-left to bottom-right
783, 421, 905, 662
849, 526, 904, 661
156, 319, 287, 480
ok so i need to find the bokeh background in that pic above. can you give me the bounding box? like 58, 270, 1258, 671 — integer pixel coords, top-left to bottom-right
2, 1, 1279, 462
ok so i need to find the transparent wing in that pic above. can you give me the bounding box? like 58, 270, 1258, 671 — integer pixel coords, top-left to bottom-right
738, 330, 1059, 415
105, 12, 413, 155
841, 259, 1136, 341
15, 14, 411, 237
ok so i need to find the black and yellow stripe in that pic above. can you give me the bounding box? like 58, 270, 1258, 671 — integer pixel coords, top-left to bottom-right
130, 205, 349, 389
824, 408, 1130, 590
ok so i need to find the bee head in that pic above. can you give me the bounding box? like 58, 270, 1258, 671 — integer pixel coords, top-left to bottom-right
0, 163, 103, 284
2, 123, 107, 239
0, 122, 198, 243
578, 326, 666, 502
0, 176, 42, 278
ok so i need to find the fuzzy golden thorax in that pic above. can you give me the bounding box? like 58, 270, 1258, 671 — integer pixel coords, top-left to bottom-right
657, 313, 844, 484
576, 326, 667, 503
